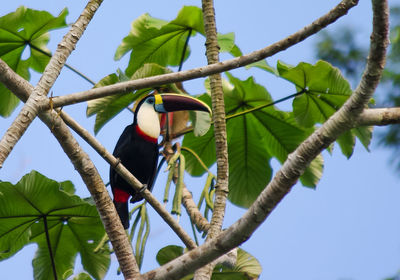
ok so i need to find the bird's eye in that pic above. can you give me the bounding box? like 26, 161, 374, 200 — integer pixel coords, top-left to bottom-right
147, 98, 155, 104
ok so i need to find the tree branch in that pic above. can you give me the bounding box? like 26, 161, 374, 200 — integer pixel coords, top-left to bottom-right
59, 111, 197, 250
194, 0, 229, 279
182, 185, 210, 233
0, 59, 197, 253
0, 0, 103, 169
0, 59, 141, 280
142, 0, 388, 279
42, 0, 359, 109
356, 107, 400, 126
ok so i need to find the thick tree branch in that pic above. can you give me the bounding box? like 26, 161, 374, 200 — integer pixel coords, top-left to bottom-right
42, 0, 359, 109
194, 0, 229, 279
0, 0, 103, 169
0, 59, 141, 279
356, 107, 400, 126
142, 0, 388, 279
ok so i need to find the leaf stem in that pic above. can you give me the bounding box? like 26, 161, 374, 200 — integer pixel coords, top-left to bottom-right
181, 146, 213, 175
225, 88, 306, 121
28, 43, 96, 85
43, 215, 58, 280
178, 29, 192, 72
174, 89, 306, 138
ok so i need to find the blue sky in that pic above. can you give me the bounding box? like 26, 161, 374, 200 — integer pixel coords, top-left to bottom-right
0, 1, 400, 279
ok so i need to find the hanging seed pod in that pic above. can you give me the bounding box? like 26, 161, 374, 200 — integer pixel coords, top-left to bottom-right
164, 162, 176, 204
171, 154, 185, 216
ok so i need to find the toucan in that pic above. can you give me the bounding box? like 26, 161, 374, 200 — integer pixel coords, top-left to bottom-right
110, 93, 211, 229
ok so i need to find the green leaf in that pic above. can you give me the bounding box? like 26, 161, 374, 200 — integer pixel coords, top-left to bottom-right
0, 6, 68, 117
169, 6, 205, 34
190, 109, 212, 137
226, 113, 273, 208
352, 126, 373, 152
233, 248, 262, 278
183, 125, 216, 176
0, 83, 20, 118
184, 74, 323, 207
225, 73, 316, 207
115, 6, 203, 76
300, 154, 324, 187
336, 130, 355, 158
278, 60, 352, 127
217, 32, 235, 53
278, 60, 370, 156
156, 245, 185, 266
73, 273, 93, 280
87, 73, 139, 134
0, 171, 109, 280
246, 59, 278, 76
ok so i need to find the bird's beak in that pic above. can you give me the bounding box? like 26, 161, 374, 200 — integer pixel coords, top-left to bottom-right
154, 93, 212, 115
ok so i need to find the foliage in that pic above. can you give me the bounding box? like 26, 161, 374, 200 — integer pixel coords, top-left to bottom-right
0, 171, 109, 280
0, 3, 385, 280
0, 6, 67, 117
314, 5, 400, 169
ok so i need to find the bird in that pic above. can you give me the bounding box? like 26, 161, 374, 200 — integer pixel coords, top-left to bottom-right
110, 93, 211, 229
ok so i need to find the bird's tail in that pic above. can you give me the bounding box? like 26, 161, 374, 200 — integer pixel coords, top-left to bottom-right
114, 201, 129, 229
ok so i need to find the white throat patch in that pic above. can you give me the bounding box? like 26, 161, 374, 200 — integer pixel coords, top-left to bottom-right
136, 102, 160, 139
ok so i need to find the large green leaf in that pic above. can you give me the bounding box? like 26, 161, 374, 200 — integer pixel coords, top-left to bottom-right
225, 86, 273, 208
115, 6, 203, 76
225, 74, 320, 206
277, 60, 352, 127
0, 171, 109, 280
184, 74, 323, 207
278, 60, 372, 157
0, 6, 68, 117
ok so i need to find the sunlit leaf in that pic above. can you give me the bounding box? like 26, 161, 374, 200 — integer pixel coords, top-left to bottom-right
115, 6, 203, 76
278, 60, 371, 156
300, 154, 324, 187
233, 248, 262, 278
190, 110, 212, 137
217, 32, 235, 53
246, 59, 278, 76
